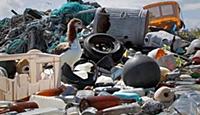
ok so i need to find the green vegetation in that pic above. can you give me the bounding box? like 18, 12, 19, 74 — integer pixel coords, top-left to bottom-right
178, 28, 200, 41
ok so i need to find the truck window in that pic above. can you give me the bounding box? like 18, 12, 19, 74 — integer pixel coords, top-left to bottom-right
149, 6, 160, 18
161, 5, 174, 16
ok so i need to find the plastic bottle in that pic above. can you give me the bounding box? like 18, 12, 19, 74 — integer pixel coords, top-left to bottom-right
18, 86, 66, 101
75, 90, 95, 103
168, 91, 200, 115
82, 107, 98, 115
119, 87, 145, 96
29, 95, 66, 109
66, 106, 81, 115
111, 64, 123, 80
112, 91, 143, 102
0, 101, 38, 114
95, 86, 120, 94
96, 103, 141, 115
35, 86, 64, 96
79, 96, 135, 112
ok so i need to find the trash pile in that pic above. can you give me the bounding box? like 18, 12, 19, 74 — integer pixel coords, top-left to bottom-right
0, 1, 200, 115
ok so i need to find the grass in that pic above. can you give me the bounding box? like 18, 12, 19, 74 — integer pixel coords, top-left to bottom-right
178, 28, 200, 41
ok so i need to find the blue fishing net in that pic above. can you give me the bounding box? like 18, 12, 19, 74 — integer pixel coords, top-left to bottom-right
51, 2, 95, 25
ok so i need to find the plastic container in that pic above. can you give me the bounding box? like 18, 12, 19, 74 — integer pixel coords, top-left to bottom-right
82, 107, 98, 115
192, 50, 200, 64
29, 95, 66, 109
154, 86, 174, 104
93, 7, 149, 46
97, 103, 141, 115
0, 51, 61, 100
186, 39, 200, 55
112, 91, 142, 102
19, 107, 65, 115
111, 65, 123, 80
66, 107, 81, 115
119, 88, 145, 96
168, 91, 200, 115
79, 96, 135, 112
75, 90, 95, 103
95, 87, 120, 94
144, 31, 187, 52
0, 101, 38, 114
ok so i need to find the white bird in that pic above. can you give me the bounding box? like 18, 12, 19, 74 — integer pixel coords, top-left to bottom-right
54, 18, 83, 68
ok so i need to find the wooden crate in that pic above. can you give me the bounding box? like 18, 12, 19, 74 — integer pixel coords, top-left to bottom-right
0, 52, 61, 100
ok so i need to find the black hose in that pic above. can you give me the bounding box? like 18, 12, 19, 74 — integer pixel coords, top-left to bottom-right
11, 9, 18, 15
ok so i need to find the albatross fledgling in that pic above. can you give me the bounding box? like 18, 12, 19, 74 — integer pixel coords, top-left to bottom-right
54, 18, 83, 68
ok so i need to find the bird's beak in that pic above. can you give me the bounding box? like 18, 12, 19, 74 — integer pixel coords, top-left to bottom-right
82, 25, 91, 31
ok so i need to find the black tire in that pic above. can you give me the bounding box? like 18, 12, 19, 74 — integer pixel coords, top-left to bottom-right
83, 33, 125, 63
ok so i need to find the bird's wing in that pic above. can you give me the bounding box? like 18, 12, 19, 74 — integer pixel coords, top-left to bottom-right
54, 42, 71, 55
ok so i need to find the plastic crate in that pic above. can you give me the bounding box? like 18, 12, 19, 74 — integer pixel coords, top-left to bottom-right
0, 51, 61, 100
